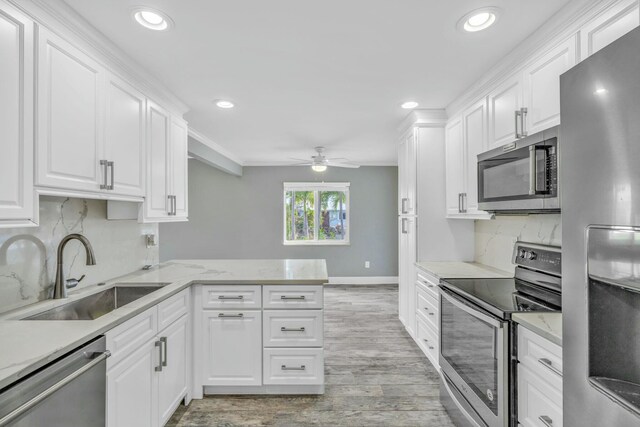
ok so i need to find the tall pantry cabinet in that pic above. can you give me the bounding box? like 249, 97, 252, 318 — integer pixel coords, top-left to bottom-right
397, 112, 474, 340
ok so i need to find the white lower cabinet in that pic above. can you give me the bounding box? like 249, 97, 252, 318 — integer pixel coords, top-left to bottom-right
263, 348, 324, 385
106, 292, 190, 427
196, 284, 325, 394
517, 326, 563, 426
158, 315, 189, 426
413, 269, 440, 370
107, 338, 159, 427
201, 310, 263, 386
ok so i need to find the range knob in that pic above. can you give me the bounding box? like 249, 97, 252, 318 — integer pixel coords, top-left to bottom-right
518, 249, 526, 258
524, 251, 537, 260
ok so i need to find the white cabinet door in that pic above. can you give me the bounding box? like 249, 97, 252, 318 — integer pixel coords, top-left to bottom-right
158, 315, 188, 426
202, 310, 262, 386
170, 116, 189, 219
462, 99, 488, 215
105, 74, 146, 197
398, 218, 407, 325
580, 0, 639, 59
487, 75, 522, 148
398, 136, 407, 215
445, 117, 464, 216
36, 27, 104, 192
398, 216, 416, 336
107, 339, 159, 427
0, 3, 34, 223
523, 36, 577, 135
145, 101, 170, 220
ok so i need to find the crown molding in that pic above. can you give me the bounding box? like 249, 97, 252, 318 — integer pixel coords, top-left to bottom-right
188, 128, 245, 166
446, 0, 613, 117
397, 109, 448, 134
12, 0, 189, 115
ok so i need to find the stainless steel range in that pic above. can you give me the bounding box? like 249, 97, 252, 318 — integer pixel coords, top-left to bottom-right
438, 242, 561, 427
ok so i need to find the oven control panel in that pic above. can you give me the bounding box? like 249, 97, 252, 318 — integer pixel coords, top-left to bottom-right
513, 242, 561, 275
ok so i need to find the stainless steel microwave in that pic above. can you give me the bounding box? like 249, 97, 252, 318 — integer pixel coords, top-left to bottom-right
477, 126, 559, 213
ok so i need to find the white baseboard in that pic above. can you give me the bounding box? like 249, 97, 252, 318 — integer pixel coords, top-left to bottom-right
328, 276, 398, 285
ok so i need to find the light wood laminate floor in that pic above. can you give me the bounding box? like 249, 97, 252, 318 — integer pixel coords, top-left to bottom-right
168, 284, 454, 426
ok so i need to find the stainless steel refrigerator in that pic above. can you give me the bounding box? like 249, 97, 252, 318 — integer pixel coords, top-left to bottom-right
561, 26, 640, 426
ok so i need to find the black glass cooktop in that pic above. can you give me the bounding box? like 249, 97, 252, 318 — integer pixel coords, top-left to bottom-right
440, 277, 561, 319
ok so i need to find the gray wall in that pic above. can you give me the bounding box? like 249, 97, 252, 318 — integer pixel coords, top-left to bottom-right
160, 161, 398, 277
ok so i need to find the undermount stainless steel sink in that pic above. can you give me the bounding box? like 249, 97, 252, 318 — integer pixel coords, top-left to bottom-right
23, 283, 170, 321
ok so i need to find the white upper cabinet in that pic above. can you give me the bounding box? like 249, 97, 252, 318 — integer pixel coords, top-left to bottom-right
462, 99, 488, 215
398, 131, 417, 216
145, 101, 171, 220
445, 102, 491, 220
105, 74, 146, 197
170, 116, 189, 219
36, 26, 104, 193
523, 36, 577, 135
143, 103, 188, 222
487, 75, 523, 148
580, 0, 639, 59
0, 2, 35, 225
445, 117, 464, 217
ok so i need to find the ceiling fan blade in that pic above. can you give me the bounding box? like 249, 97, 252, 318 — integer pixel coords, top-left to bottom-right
289, 157, 311, 162
329, 162, 360, 169
289, 162, 313, 166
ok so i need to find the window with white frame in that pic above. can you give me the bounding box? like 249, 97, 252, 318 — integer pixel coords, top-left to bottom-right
283, 182, 350, 245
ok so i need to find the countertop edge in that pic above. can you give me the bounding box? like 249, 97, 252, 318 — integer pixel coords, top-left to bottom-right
512, 313, 563, 347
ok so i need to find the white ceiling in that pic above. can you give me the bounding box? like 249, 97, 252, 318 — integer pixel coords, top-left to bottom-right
64, 0, 575, 165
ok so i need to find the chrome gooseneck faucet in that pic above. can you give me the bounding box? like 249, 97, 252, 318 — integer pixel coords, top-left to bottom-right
53, 234, 96, 299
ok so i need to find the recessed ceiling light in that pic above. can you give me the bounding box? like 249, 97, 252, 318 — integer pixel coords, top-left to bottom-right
132, 7, 173, 31
401, 101, 419, 109
594, 87, 608, 95
458, 7, 499, 33
215, 100, 235, 109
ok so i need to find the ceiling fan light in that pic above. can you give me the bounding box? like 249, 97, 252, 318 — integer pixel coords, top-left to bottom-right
311, 164, 327, 172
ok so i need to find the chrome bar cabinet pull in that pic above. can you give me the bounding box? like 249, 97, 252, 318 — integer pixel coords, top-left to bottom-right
160, 337, 168, 367
218, 313, 244, 318
280, 295, 306, 300
107, 161, 114, 190
539, 415, 553, 427
218, 295, 244, 300
281, 365, 306, 371
155, 340, 163, 372
422, 338, 434, 350
100, 160, 109, 189
281, 327, 306, 332
537, 358, 562, 377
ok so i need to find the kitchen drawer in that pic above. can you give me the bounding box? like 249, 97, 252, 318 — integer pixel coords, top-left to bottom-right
158, 289, 189, 332
201, 285, 261, 309
416, 317, 439, 369
263, 285, 323, 309
518, 326, 562, 390
263, 348, 324, 385
518, 364, 563, 427
263, 310, 323, 347
106, 306, 158, 369
416, 286, 438, 331
416, 271, 439, 300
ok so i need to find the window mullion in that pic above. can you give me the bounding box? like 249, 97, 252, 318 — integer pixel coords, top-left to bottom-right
314, 190, 320, 242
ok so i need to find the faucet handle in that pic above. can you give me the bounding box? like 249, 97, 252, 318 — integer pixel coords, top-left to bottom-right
65, 274, 86, 289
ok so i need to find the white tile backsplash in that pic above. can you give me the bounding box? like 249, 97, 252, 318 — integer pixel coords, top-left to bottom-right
474, 214, 561, 273
0, 196, 158, 313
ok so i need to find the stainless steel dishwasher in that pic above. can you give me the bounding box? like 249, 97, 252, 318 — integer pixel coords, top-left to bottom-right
0, 336, 110, 427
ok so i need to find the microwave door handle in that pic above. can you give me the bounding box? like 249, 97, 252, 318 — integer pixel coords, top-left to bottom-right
529, 146, 550, 195
439, 287, 503, 328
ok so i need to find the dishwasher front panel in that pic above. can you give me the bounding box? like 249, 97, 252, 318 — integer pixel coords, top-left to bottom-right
0, 336, 108, 427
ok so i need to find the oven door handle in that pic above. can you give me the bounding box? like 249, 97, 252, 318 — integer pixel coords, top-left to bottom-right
440, 287, 504, 328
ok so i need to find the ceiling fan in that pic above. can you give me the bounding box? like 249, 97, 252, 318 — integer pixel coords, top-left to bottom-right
290, 147, 360, 172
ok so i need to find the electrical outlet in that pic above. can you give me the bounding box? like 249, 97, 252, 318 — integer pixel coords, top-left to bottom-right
365, 261, 370, 269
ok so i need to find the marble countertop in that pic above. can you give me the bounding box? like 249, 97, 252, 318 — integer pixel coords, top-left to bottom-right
415, 261, 512, 279
0, 259, 328, 390
512, 312, 562, 346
